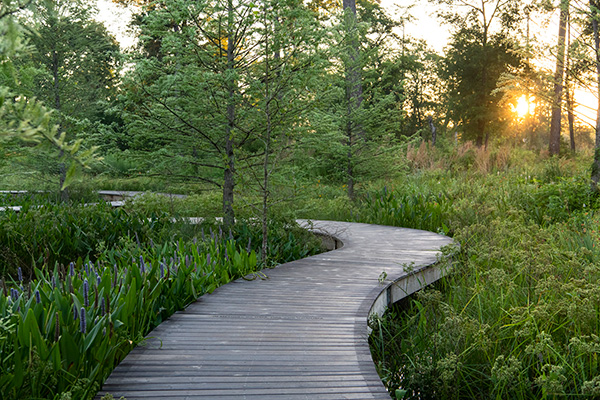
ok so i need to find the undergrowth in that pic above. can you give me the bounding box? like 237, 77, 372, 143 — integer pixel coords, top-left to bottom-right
0, 201, 323, 399
368, 152, 600, 399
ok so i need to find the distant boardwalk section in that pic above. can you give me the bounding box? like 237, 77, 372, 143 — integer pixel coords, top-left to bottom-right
97, 220, 454, 400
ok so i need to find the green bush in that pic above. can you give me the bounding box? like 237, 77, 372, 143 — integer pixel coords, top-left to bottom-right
516, 176, 596, 226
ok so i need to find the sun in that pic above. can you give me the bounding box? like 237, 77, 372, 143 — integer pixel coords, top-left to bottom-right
513, 95, 536, 118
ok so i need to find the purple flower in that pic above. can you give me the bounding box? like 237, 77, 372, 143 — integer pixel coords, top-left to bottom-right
83, 279, 89, 307
160, 262, 165, 279
100, 297, 106, 315
69, 262, 75, 277
80, 308, 86, 334
34, 290, 41, 304
10, 288, 18, 302
139, 256, 146, 274
97, 275, 101, 287
17, 267, 22, 282
52, 275, 56, 289
206, 253, 211, 266
185, 255, 191, 268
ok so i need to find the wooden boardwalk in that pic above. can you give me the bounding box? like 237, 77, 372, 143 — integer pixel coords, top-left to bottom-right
97, 221, 454, 400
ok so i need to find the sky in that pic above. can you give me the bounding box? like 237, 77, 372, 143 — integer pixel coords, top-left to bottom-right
96, 0, 135, 49
380, 0, 450, 52
95, 0, 451, 52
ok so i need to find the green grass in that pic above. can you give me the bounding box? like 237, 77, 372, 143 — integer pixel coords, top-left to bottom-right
367, 153, 600, 399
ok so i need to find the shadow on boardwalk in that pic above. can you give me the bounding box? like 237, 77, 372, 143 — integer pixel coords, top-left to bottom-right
97, 220, 454, 400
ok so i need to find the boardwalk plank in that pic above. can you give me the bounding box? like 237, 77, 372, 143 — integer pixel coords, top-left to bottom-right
96, 221, 453, 400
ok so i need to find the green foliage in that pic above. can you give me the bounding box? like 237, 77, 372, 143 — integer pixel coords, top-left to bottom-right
233, 218, 324, 265
517, 175, 596, 226
357, 187, 451, 233
0, 200, 172, 280
18, 0, 121, 123
0, 236, 259, 399
0, 196, 323, 399
368, 153, 600, 399
0, 1, 100, 189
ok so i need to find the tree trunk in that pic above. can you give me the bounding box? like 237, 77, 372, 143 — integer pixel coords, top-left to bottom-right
549, 0, 569, 156
261, 2, 273, 263
262, 106, 270, 263
475, 120, 486, 147
343, 0, 363, 200
566, 12, 576, 153
58, 150, 69, 202
347, 128, 354, 200
567, 87, 575, 152
429, 116, 437, 146
343, 0, 364, 134
223, 0, 236, 228
52, 49, 68, 202
591, 0, 600, 190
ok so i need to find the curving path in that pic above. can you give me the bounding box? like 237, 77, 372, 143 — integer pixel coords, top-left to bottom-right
96, 220, 454, 400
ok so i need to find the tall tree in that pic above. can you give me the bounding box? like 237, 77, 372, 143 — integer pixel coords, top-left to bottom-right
549, 0, 569, 156
16, 0, 119, 198
591, 0, 600, 190
123, 0, 259, 228
342, 0, 364, 199
240, 0, 326, 260
123, 0, 325, 229
0, 0, 97, 188
431, 0, 523, 146
566, 11, 575, 152
22, 0, 120, 123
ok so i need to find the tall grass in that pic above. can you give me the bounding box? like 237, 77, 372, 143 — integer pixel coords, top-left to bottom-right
358, 187, 451, 233
368, 152, 600, 399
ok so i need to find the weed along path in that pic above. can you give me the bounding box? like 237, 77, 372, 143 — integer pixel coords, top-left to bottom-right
96, 220, 454, 400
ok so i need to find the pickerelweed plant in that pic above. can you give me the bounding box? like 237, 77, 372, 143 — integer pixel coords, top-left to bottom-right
0, 233, 259, 399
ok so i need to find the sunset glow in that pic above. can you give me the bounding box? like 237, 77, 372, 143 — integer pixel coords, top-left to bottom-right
513, 95, 536, 118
